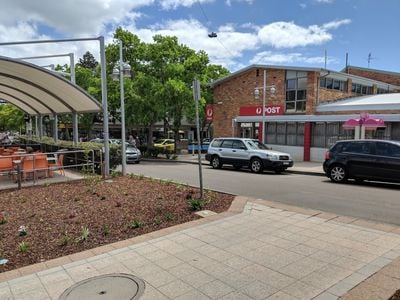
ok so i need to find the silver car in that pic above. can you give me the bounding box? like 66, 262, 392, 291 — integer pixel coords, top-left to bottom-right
126, 146, 141, 164
205, 138, 293, 173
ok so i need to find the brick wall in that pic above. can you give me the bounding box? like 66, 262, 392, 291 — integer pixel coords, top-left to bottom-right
212, 68, 286, 137
346, 67, 400, 86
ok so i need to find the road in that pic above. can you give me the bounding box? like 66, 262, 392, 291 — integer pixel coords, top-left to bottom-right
126, 162, 400, 226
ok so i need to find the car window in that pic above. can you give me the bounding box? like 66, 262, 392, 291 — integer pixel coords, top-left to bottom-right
232, 140, 246, 149
343, 142, 372, 154
331, 142, 348, 153
377, 142, 400, 157
221, 140, 233, 148
211, 139, 223, 147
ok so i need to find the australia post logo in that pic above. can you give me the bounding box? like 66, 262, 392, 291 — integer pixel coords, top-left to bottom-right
239, 105, 284, 116
206, 104, 213, 123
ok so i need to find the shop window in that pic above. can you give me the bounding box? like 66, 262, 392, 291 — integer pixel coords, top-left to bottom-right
326, 78, 333, 89
333, 80, 341, 90
296, 90, 307, 100
320, 78, 326, 88
320, 77, 346, 92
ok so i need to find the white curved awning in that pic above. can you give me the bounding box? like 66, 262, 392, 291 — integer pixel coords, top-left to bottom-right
316, 93, 400, 112
0, 56, 102, 116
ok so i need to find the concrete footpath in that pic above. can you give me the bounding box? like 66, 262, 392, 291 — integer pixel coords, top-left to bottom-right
144, 153, 325, 176
1, 196, 400, 299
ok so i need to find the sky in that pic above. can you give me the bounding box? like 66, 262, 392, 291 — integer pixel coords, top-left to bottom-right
0, 0, 399, 73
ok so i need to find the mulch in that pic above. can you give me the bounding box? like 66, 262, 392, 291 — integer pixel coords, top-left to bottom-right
0, 175, 234, 272
389, 290, 400, 300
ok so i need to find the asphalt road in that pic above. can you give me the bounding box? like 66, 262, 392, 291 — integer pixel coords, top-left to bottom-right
126, 162, 400, 226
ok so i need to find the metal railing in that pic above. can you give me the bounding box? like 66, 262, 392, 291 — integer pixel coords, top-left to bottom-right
0, 149, 96, 189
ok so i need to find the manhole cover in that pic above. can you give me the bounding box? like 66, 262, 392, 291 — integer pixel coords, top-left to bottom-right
59, 273, 145, 300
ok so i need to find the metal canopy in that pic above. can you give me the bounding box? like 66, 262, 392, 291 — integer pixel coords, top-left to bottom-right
0, 56, 101, 116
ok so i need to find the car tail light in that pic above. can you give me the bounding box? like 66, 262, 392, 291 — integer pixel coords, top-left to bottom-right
325, 151, 331, 160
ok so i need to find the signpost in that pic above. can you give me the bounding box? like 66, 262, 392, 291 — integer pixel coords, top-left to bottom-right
193, 79, 203, 199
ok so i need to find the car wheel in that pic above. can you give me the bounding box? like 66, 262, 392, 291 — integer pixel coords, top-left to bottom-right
329, 165, 347, 183
211, 156, 222, 169
250, 158, 263, 173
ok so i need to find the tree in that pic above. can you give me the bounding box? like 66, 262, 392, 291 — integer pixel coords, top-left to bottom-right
0, 103, 24, 132
78, 51, 98, 69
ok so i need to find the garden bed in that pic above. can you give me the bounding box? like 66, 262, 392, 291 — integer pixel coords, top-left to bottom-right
0, 175, 234, 272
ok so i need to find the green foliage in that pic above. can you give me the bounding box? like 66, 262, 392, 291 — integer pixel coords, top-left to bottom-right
163, 212, 174, 221
76, 226, 90, 242
18, 241, 29, 253
0, 104, 24, 132
60, 234, 70, 246
128, 219, 144, 229
153, 217, 161, 226
102, 224, 110, 236
188, 198, 204, 211
0, 219, 7, 225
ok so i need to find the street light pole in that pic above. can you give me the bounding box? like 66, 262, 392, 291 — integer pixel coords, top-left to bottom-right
262, 69, 266, 144
119, 40, 127, 176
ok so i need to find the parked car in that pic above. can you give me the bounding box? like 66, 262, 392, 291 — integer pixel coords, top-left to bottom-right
323, 139, 400, 183
205, 137, 293, 173
153, 139, 175, 152
126, 146, 141, 164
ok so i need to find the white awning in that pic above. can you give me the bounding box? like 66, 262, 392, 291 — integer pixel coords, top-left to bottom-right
316, 93, 400, 112
0, 56, 102, 116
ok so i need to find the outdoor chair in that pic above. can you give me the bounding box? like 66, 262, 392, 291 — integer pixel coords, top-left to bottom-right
0, 157, 13, 178
49, 154, 65, 176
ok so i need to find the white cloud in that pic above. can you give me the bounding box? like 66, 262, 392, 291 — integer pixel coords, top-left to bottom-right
159, 0, 213, 10
299, 3, 307, 9
315, 0, 335, 3
250, 51, 337, 65
258, 20, 350, 48
225, 0, 254, 6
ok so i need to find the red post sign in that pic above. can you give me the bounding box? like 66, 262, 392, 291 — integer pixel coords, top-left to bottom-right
239, 105, 284, 116
206, 104, 213, 123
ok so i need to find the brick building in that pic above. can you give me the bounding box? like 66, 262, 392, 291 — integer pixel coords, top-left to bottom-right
210, 65, 400, 161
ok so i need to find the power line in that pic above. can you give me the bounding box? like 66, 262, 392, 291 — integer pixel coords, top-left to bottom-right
196, 0, 235, 58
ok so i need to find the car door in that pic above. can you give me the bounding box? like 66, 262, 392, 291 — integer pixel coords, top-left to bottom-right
375, 142, 400, 181
343, 141, 376, 178
231, 140, 249, 166
220, 140, 234, 164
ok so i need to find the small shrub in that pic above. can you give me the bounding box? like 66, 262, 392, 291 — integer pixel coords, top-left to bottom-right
188, 198, 204, 211
76, 226, 90, 242
102, 224, 110, 236
164, 212, 174, 221
153, 217, 161, 226
111, 170, 122, 178
43, 182, 50, 187
18, 241, 29, 253
60, 234, 70, 246
128, 219, 144, 229
128, 173, 135, 179
0, 213, 7, 225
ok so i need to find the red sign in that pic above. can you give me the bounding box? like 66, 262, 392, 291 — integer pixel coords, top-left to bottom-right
239, 105, 284, 116
206, 104, 213, 123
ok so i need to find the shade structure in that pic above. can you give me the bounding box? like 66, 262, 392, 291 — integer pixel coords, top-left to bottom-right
343, 116, 385, 130
0, 56, 101, 116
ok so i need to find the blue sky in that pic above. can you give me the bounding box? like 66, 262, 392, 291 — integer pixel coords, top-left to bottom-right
0, 0, 399, 73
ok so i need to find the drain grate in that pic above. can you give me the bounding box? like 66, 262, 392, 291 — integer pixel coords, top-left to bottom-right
59, 273, 145, 300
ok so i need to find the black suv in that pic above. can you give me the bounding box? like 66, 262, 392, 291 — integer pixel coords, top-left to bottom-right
323, 140, 400, 183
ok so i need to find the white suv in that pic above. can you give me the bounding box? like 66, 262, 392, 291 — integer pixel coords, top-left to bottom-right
205, 138, 294, 173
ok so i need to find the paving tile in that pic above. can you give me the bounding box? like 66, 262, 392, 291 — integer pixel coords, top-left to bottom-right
309, 250, 342, 264
313, 291, 339, 300
341, 272, 370, 286
382, 250, 400, 260
157, 279, 193, 298
290, 243, 319, 256
154, 255, 184, 269
223, 256, 253, 270
168, 263, 199, 278
64, 263, 100, 282
331, 256, 366, 271
175, 289, 212, 300
369, 256, 392, 267
197, 279, 235, 299
265, 291, 298, 299
13, 287, 50, 300
181, 270, 215, 288
43, 278, 73, 299
238, 280, 278, 300
140, 285, 170, 300
280, 257, 327, 279
356, 263, 384, 277
241, 264, 296, 289
219, 291, 253, 300
0, 285, 13, 300
327, 280, 355, 297
131, 262, 164, 277
216, 271, 256, 289
282, 280, 323, 299
142, 270, 177, 288
9, 275, 44, 295
38, 269, 71, 285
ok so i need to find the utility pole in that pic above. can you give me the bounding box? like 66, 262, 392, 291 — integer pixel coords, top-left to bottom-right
192, 79, 203, 199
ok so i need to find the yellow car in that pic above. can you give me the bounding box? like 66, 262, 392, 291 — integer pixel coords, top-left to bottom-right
153, 139, 175, 152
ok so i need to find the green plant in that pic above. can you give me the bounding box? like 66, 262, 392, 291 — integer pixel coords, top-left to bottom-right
76, 226, 90, 242
43, 182, 50, 187
128, 219, 144, 229
164, 212, 174, 221
128, 173, 135, 179
102, 224, 110, 236
0, 219, 7, 225
60, 234, 70, 246
188, 198, 204, 211
18, 241, 29, 253
111, 170, 122, 178
153, 217, 161, 226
